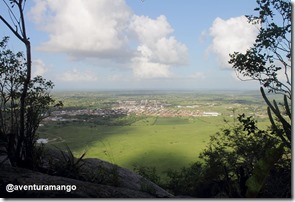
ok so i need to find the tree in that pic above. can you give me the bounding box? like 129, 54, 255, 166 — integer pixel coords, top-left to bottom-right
199, 115, 285, 197
228, 0, 291, 197
0, 37, 60, 167
229, 0, 291, 97
0, 1, 62, 167
229, 0, 291, 148
0, 0, 33, 165
162, 112, 290, 197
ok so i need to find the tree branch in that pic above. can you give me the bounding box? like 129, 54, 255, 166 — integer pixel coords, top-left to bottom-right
0, 15, 25, 43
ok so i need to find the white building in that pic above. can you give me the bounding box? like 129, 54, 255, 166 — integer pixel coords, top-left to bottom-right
202, 112, 220, 116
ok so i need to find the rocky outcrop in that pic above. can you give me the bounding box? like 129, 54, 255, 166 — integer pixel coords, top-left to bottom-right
82, 158, 172, 197
41, 147, 173, 197
0, 165, 156, 198
0, 147, 173, 198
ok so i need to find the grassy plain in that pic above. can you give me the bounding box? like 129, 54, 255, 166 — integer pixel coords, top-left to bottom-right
37, 90, 272, 178
38, 116, 227, 174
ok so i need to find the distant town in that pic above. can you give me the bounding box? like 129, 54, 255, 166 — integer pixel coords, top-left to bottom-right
44, 99, 220, 122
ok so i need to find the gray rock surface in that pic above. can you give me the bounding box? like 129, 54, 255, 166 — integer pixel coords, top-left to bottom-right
0, 165, 155, 198
0, 147, 173, 198
41, 147, 173, 197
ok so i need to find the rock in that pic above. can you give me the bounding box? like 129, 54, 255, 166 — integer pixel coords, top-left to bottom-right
0, 165, 155, 198
82, 158, 173, 197
3, 147, 173, 198
41, 147, 173, 197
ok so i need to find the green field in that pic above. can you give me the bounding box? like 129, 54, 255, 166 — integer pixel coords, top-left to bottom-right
38, 115, 269, 177
37, 90, 272, 178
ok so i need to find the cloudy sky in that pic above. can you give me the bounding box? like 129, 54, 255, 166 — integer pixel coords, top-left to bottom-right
0, 0, 262, 91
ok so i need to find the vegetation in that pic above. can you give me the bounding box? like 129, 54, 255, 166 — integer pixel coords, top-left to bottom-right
134, 115, 291, 197
229, 0, 291, 197
51, 144, 87, 180
229, 0, 291, 149
38, 115, 224, 173
0, 0, 63, 169
0, 0, 291, 199
0, 0, 33, 167
0, 36, 60, 168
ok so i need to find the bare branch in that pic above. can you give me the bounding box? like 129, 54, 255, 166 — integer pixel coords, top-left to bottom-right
0, 15, 25, 43
2, 0, 19, 24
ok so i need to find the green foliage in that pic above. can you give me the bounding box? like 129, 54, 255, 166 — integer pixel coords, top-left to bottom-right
260, 87, 291, 148
245, 143, 285, 197
61, 144, 86, 172
259, 160, 291, 197
50, 144, 87, 180
165, 162, 208, 197
228, 1, 291, 197
0, 0, 34, 168
229, 0, 291, 97
133, 119, 289, 198
160, 115, 290, 198
133, 166, 159, 195
48, 144, 121, 187
199, 115, 283, 197
134, 165, 161, 185
0, 37, 61, 168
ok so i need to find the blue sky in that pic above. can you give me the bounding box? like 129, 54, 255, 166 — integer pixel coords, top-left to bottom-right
0, 0, 264, 91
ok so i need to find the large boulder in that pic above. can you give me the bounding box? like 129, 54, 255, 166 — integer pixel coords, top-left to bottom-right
0, 147, 173, 198
40, 147, 173, 197
82, 158, 172, 197
0, 165, 156, 198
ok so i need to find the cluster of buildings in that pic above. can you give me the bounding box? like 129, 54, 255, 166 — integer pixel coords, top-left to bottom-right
45, 108, 128, 122
44, 99, 220, 122
123, 107, 219, 117
116, 99, 220, 117
51, 108, 128, 117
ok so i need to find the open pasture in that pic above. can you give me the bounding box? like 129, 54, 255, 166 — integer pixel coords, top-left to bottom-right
38, 116, 228, 174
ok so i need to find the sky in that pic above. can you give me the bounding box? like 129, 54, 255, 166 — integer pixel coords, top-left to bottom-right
0, 0, 266, 91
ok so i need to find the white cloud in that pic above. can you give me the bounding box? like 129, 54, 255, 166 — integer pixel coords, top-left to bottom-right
59, 68, 98, 82
130, 15, 173, 45
208, 16, 260, 68
154, 37, 188, 65
131, 57, 171, 79
29, 0, 132, 58
29, 0, 188, 79
32, 59, 48, 77
28, 0, 48, 24
129, 15, 188, 78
